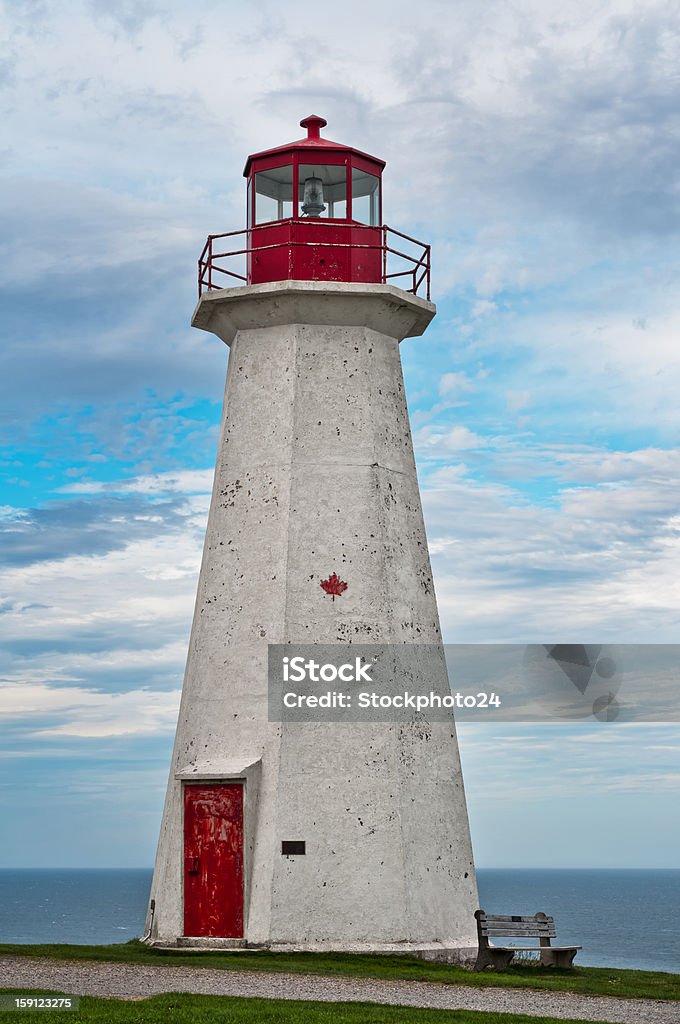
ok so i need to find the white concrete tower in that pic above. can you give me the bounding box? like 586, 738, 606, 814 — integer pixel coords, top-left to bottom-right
147, 116, 478, 959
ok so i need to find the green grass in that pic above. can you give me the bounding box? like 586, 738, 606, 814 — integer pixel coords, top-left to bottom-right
0, 941, 678, 1002
0, 991, 615, 1024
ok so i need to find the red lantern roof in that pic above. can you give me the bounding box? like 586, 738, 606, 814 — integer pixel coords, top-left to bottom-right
243, 114, 386, 177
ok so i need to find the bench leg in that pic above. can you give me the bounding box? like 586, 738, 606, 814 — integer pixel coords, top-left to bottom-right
492, 949, 516, 969
474, 949, 492, 971
475, 948, 515, 971
541, 948, 578, 969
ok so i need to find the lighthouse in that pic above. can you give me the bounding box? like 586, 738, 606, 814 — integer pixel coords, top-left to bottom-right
146, 116, 479, 959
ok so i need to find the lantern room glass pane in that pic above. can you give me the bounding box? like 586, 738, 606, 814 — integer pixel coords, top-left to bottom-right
352, 169, 380, 225
298, 164, 347, 218
254, 165, 293, 224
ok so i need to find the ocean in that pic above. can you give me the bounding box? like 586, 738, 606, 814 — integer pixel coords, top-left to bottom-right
0, 868, 678, 974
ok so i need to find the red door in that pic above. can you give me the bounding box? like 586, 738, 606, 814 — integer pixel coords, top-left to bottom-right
183, 783, 244, 937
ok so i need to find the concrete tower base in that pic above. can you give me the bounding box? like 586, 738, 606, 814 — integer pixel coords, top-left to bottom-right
151, 939, 475, 965
147, 281, 478, 958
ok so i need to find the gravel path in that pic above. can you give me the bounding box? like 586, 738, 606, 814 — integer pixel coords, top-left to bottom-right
0, 955, 677, 1024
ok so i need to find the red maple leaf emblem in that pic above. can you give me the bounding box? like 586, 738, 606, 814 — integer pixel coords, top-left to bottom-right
320, 572, 348, 601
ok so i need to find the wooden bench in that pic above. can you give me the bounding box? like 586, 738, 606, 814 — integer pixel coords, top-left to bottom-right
474, 909, 581, 970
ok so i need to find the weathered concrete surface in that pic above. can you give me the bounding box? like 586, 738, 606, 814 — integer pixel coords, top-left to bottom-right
149, 283, 478, 955
190, 280, 435, 345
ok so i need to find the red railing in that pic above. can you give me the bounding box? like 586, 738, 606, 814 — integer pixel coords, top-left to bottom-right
197, 222, 431, 300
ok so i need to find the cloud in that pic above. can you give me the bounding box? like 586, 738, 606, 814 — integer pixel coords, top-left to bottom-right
58, 468, 214, 496
0, 494, 198, 566
0, 682, 181, 738
0, 486, 208, 734
389, 1, 680, 239
87, 0, 164, 39
414, 415, 680, 494
420, 451, 680, 642
416, 423, 487, 453
456, 720, 680, 867
557, 448, 680, 484
458, 722, 680, 796
0, 181, 229, 428
438, 371, 475, 398
471, 300, 497, 319
506, 391, 531, 414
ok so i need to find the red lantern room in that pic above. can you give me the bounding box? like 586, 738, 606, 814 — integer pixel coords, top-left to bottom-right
244, 114, 384, 286
198, 116, 430, 298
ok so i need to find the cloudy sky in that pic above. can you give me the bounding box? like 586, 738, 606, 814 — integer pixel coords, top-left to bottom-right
1, 0, 679, 870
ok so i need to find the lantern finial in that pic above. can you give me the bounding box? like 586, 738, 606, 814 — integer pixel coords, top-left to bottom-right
300, 114, 327, 140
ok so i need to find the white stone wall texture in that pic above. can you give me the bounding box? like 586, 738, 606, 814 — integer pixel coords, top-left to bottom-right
148, 281, 479, 958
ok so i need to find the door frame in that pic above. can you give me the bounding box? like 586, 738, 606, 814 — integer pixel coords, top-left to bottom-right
175, 758, 262, 941
181, 778, 246, 938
